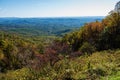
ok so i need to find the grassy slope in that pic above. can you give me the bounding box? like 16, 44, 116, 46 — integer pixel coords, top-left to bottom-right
0, 50, 120, 80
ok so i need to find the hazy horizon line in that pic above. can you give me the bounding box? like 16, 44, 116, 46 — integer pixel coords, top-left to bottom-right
0, 16, 105, 18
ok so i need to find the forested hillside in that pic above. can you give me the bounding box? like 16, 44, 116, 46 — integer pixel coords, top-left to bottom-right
0, 12, 120, 80
62, 12, 120, 52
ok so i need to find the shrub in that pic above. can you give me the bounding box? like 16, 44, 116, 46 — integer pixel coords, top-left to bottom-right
79, 42, 96, 54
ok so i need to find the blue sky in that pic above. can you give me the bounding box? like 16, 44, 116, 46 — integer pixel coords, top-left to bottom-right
0, 0, 119, 17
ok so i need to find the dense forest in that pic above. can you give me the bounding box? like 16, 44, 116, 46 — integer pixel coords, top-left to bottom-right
0, 12, 120, 80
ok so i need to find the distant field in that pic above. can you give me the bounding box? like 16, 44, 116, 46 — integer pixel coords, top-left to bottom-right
0, 17, 104, 36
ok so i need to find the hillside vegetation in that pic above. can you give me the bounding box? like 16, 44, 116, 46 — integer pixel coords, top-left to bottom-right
0, 12, 120, 80
63, 12, 120, 52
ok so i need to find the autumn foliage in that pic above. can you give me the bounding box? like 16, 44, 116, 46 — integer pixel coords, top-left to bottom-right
63, 12, 120, 52
0, 12, 120, 74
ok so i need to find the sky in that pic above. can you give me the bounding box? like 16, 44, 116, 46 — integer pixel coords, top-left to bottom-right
0, 0, 119, 17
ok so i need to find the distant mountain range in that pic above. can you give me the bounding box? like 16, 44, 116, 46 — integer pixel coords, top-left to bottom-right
0, 16, 104, 36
